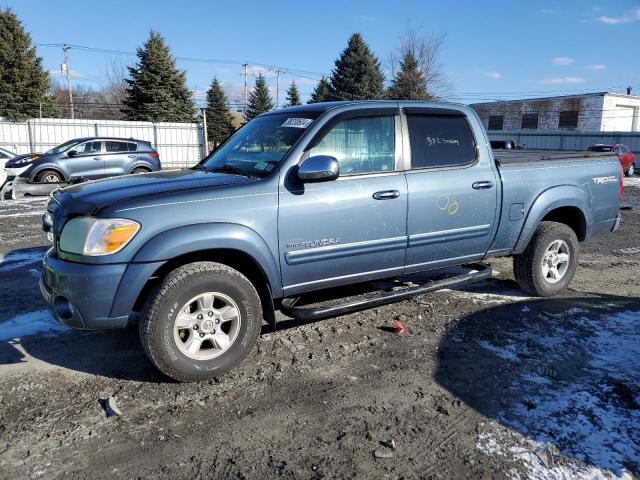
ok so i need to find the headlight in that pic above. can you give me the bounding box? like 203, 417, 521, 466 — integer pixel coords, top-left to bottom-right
14, 156, 39, 165
60, 218, 140, 256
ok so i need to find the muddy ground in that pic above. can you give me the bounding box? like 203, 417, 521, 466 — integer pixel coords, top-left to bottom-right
0, 179, 639, 479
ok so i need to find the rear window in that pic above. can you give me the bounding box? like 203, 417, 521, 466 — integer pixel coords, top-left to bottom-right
105, 141, 129, 153
127, 142, 137, 152
407, 116, 476, 169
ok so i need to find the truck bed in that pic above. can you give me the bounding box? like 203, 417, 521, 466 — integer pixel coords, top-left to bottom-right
493, 149, 618, 165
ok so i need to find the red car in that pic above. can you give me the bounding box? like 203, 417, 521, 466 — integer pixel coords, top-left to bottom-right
587, 144, 636, 177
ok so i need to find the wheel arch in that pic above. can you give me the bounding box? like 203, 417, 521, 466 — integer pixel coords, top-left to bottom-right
514, 185, 592, 254
125, 223, 281, 327
29, 164, 68, 182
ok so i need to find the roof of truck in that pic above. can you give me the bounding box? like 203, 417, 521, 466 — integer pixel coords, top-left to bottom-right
266, 100, 468, 115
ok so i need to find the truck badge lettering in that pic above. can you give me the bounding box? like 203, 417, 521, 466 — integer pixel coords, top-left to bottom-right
286, 238, 341, 249
592, 176, 617, 185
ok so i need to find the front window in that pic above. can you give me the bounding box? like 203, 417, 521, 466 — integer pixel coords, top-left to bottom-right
74, 141, 102, 155
309, 116, 395, 175
46, 139, 81, 154
200, 113, 318, 177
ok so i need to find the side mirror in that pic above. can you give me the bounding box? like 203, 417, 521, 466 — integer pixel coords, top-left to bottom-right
67, 150, 77, 157
297, 155, 339, 182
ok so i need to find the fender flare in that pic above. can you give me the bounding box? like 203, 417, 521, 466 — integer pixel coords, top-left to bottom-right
132, 222, 283, 297
513, 185, 592, 254
128, 162, 153, 173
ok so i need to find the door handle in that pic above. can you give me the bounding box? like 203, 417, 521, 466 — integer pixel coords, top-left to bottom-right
472, 181, 494, 190
128, 154, 136, 158
372, 190, 400, 200
93, 157, 102, 161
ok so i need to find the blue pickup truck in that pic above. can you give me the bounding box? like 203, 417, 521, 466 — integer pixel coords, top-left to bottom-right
40, 101, 623, 381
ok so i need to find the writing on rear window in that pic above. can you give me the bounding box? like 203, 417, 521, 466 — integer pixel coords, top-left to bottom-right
426, 136, 460, 147
281, 118, 313, 128
407, 115, 475, 169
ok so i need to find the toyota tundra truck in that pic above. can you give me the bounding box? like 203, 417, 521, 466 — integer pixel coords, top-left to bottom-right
39, 101, 623, 382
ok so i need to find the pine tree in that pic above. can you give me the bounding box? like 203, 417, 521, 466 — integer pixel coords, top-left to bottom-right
284, 80, 301, 107
387, 51, 430, 100
0, 9, 57, 120
329, 33, 384, 101
245, 74, 273, 121
122, 30, 195, 122
205, 78, 235, 147
308, 77, 331, 104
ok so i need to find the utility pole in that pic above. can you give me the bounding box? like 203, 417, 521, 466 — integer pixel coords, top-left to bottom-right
62, 44, 74, 120
242, 63, 248, 121
201, 108, 209, 155
274, 68, 284, 108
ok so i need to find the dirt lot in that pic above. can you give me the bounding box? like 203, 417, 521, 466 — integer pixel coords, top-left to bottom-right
0, 179, 639, 480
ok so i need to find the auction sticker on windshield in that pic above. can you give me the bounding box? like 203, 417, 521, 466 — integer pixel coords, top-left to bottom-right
281, 118, 313, 128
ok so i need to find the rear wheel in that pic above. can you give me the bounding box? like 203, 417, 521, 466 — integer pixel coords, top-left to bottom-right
131, 167, 150, 174
35, 170, 62, 183
513, 221, 578, 297
140, 262, 263, 382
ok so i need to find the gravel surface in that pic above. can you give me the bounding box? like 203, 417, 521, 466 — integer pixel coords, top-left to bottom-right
0, 180, 639, 479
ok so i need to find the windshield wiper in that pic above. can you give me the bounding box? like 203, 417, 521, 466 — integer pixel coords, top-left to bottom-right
208, 164, 258, 178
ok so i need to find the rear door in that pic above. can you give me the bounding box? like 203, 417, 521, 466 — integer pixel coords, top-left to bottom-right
104, 140, 136, 177
278, 110, 407, 296
402, 109, 499, 272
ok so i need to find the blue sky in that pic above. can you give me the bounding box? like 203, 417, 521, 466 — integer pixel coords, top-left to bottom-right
5, 0, 640, 106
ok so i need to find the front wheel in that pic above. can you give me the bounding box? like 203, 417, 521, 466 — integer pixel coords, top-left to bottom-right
513, 221, 579, 297
35, 170, 62, 183
140, 262, 263, 382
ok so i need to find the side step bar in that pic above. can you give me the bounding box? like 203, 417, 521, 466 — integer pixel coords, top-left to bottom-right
280, 263, 493, 321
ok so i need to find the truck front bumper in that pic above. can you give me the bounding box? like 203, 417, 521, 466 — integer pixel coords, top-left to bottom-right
40, 249, 131, 329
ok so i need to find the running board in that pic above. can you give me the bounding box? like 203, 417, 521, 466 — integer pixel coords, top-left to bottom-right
280, 263, 493, 321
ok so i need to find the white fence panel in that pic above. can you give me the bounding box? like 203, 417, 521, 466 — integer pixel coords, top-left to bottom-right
488, 131, 640, 153
0, 117, 204, 168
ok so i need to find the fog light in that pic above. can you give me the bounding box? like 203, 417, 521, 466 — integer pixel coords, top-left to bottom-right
53, 296, 74, 320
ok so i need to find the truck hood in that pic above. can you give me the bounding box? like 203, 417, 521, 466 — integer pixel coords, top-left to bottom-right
50, 169, 253, 217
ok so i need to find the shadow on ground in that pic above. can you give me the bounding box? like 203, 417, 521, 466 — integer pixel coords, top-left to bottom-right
435, 294, 640, 477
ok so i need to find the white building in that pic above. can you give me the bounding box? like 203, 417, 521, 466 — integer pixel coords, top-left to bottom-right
472, 92, 640, 133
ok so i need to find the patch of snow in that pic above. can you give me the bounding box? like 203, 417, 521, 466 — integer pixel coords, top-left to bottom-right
476, 309, 640, 478
0, 250, 44, 272
479, 340, 520, 361
0, 309, 67, 340
442, 285, 533, 304
477, 428, 630, 480
623, 176, 640, 188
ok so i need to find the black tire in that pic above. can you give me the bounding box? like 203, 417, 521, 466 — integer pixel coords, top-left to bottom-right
513, 221, 579, 297
131, 167, 150, 174
35, 169, 62, 183
140, 262, 262, 382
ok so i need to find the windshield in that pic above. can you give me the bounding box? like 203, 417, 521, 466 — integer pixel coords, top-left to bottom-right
46, 139, 82, 155
199, 112, 318, 177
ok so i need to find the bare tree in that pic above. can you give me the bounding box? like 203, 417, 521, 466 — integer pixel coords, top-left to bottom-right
96, 57, 128, 119
388, 28, 453, 100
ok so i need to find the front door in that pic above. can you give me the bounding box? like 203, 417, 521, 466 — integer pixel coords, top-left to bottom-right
278, 113, 407, 296
403, 111, 499, 272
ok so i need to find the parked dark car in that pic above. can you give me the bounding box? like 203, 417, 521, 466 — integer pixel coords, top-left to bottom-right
490, 140, 522, 150
587, 144, 636, 176
3, 137, 161, 184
